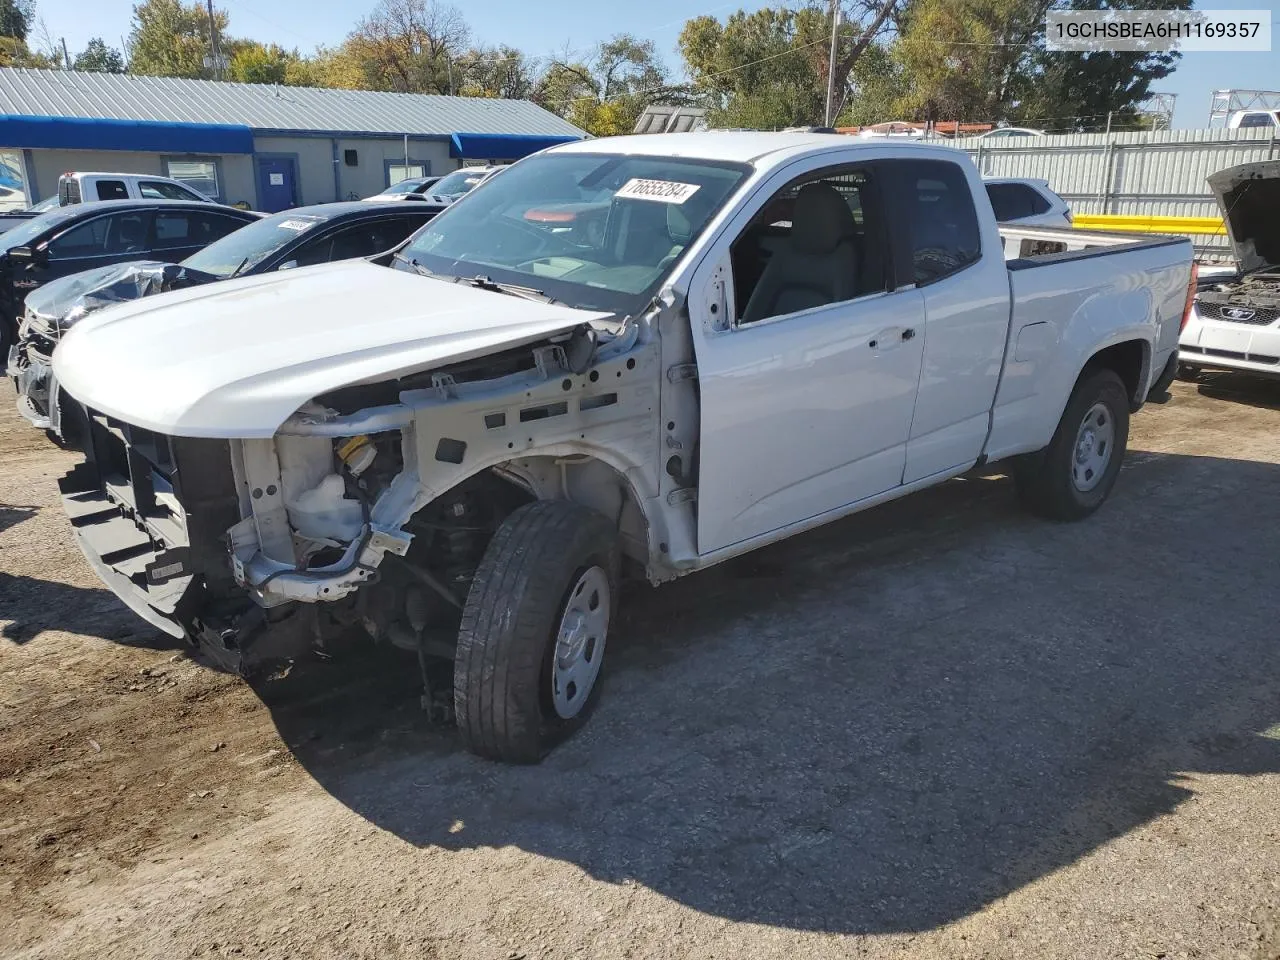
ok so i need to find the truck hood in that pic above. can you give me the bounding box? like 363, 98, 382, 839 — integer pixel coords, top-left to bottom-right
1208, 161, 1280, 275
53, 259, 609, 438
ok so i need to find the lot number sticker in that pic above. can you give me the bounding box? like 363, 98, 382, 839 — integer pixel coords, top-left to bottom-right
615, 178, 702, 204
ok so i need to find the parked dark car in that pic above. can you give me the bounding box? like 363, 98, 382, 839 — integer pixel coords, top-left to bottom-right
0, 199, 259, 365
9, 200, 438, 441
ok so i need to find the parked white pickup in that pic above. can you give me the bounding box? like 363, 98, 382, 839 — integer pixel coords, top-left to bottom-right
54, 133, 1195, 762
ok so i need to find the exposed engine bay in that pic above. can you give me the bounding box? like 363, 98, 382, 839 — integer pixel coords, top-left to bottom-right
1196, 271, 1280, 325
58, 314, 675, 684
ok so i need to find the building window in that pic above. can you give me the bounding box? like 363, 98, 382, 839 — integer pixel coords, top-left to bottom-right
387, 163, 427, 186
164, 159, 220, 200
0, 151, 30, 209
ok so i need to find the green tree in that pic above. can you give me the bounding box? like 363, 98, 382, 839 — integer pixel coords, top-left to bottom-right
226, 40, 305, 84
882, 0, 1188, 128
679, 1, 898, 130
1010, 0, 1190, 130
456, 45, 536, 99
129, 0, 229, 79
538, 35, 683, 135
0, 0, 32, 41
73, 37, 126, 73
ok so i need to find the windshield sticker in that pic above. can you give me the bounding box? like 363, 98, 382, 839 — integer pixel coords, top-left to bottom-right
614, 178, 702, 204
276, 218, 320, 231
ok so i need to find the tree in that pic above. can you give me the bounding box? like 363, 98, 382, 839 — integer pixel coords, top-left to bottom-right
0, 0, 31, 41
882, 0, 1189, 129
455, 45, 537, 100
538, 35, 682, 136
129, 0, 229, 79
226, 40, 304, 85
679, 1, 898, 130
1009, 0, 1190, 130
73, 37, 126, 73
339, 0, 469, 93
0, 2, 60, 68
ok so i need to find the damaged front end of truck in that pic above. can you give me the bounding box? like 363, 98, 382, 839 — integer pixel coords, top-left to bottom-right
58, 310, 674, 676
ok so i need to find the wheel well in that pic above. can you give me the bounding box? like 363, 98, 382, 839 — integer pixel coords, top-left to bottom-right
490, 455, 650, 566
1085, 340, 1148, 410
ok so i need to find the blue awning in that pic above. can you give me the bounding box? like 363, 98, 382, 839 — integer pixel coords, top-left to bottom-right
0, 115, 255, 154
449, 132, 582, 161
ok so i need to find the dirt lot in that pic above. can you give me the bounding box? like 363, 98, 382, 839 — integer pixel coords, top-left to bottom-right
2, 375, 1279, 960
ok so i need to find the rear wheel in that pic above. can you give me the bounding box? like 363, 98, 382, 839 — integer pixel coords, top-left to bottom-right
1015, 368, 1129, 521
454, 500, 619, 763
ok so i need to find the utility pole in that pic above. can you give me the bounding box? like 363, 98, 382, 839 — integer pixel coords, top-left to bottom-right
61, 38, 70, 70
206, 0, 223, 80
823, 0, 841, 127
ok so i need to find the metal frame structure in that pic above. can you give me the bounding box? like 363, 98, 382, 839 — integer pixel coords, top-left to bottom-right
1209, 89, 1280, 127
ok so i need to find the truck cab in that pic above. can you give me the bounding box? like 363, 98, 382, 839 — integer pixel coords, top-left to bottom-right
58, 172, 214, 206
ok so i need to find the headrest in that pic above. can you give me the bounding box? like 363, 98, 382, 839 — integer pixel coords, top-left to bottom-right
792, 182, 857, 254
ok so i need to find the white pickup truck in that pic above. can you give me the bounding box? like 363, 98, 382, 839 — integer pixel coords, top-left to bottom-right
53, 134, 1195, 763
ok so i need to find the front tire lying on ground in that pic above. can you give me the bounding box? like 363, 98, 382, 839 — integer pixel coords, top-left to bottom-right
455, 500, 619, 763
1015, 368, 1130, 521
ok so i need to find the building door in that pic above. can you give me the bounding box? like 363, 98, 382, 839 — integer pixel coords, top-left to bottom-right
256, 157, 297, 212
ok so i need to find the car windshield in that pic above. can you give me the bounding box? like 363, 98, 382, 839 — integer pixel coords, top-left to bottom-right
429, 169, 493, 200
182, 212, 326, 277
0, 204, 85, 252
27, 195, 59, 213
400, 152, 750, 313
381, 178, 435, 196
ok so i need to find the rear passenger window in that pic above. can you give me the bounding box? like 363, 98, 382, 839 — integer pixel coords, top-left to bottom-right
729, 164, 890, 324
153, 212, 194, 248
190, 212, 246, 244
897, 160, 981, 285
140, 180, 201, 201
95, 180, 128, 201
986, 183, 1037, 221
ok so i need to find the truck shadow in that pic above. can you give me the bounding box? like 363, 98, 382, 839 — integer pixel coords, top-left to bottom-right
0, 571, 181, 648
258, 448, 1280, 935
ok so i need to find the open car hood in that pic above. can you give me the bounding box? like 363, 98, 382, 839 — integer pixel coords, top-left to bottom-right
1208, 161, 1280, 275
25, 260, 219, 334
53, 259, 608, 438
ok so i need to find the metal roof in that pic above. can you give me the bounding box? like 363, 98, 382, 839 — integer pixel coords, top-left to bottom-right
0, 68, 585, 139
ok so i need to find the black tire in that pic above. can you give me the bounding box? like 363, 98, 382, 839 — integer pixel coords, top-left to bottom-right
1176, 362, 1201, 382
454, 500, 619, 763
1015, 368, 1130, 521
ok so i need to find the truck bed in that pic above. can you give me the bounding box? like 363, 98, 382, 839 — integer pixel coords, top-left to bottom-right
998, 223, 1190, 264
984, 225, 1194, 462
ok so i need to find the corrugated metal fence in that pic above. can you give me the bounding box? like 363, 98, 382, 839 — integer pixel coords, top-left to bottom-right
946, 127, 1280, 258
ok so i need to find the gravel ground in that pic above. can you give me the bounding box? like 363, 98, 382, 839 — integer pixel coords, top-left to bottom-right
1, 375, 1278, 960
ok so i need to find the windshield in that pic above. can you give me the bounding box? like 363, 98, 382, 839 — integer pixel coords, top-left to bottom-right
400, 153, 750, 313
429, 169, 493, 200
0, 205, 84, 253
181, 212, 325, 277
27, 195, 59, 213
380, 178, 435, 196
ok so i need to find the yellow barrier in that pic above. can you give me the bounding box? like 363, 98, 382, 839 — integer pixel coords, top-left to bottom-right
1071, 214, 1227, 237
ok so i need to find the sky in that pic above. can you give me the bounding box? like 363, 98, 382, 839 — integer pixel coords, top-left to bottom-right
30, 0, 1280, 129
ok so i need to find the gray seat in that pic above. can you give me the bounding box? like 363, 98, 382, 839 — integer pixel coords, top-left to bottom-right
741, 183, 860, 324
